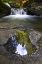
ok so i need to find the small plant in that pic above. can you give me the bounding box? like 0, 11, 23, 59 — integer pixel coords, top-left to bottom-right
15, 29, 36, 55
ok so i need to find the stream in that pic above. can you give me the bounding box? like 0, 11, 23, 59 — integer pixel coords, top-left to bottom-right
0, 7, 42, 64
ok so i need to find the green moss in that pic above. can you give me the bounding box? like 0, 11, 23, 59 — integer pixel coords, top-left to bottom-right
15, 29, 36, 55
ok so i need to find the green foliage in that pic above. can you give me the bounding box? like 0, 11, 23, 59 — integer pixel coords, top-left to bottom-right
1, 0, 42, 8
15, 29, 36, 55
34, 0, 42, 2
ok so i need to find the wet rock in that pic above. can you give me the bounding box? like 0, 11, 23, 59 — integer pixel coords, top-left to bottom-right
0, 1, 11, 18
2, 29, 40, 56
29, 30, 42, 46
27, 9, 40, 16
3, 37, 17, 54
9, 3, 19, 8
0, 27, 42, 64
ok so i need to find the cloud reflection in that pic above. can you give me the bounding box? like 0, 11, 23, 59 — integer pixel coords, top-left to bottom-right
15, 44, 27, 56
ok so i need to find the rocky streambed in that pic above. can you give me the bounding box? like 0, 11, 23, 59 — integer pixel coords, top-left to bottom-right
0, 14, 42, 64
0, 27, 42, 64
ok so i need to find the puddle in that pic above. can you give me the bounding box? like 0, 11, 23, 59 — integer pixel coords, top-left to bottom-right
3, 37, 17, 54
15, 29, 37, 55
3, 37, 27, 56
3, 29, 38, 56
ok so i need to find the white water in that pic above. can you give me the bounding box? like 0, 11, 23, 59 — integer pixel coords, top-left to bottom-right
4, 2, 27, 15
11, 8, 27, 15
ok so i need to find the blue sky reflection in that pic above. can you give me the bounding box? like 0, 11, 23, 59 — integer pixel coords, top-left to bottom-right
4, 37, 27, 56
11, 37, 27, 56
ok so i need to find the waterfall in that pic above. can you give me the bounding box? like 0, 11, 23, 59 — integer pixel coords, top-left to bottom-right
4, 2, 27, 15
11, 8, 27, 15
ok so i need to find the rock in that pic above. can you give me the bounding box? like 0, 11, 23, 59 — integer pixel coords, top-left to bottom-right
36, 46, 39, 49
29, 30, 42, 46
27, 8, 41, 16
9, 3, 19, 8
0, 1, 11, 18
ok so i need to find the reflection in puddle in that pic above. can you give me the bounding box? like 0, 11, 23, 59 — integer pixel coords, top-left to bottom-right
15, 30, 37, 55
3, 29, 37, 56
15, 44, 27, 56
4, 37, 17, 54
4, 37, 27, 56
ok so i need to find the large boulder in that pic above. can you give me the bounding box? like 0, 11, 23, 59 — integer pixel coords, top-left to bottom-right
0, 1, 11, 18
23, 1, 42, 16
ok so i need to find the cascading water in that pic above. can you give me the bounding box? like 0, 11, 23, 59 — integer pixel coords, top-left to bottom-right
4, 2, 27, 15
11, 8, 27, 15
4, 2, 27, 16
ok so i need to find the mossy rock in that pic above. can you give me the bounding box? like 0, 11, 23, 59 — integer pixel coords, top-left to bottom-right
15, 29, 36, 55
0, 1, 11, 18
